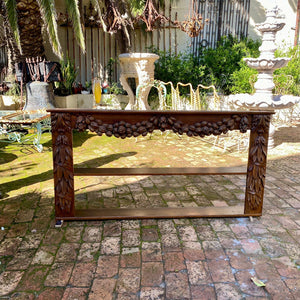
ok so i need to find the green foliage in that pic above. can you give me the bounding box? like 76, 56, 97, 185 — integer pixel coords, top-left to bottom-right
105, 58, 117, 84
4, 0, 20, 50
5, 82, 20, 97
151, 35, 261, 95
59, 57, 78, 95
110, 82, 126, 95
200, 35, 261, 94
151, 48, 206, 92
273, 46, 300, 96
230, 62, 258, 94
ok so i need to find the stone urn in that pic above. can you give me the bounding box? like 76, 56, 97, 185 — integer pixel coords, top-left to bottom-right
119, 53, 159, 110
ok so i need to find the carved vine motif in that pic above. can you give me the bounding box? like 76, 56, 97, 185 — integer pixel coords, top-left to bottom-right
52, 113, 74, 213
246, 114, 271, 210
75, 114, 250, 139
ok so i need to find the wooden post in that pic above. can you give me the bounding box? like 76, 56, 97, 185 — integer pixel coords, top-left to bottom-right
244, 114, 271, 215
51, 113, 75, 219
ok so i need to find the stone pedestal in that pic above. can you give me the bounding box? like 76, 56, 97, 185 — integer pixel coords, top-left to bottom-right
119, 53, 159, 110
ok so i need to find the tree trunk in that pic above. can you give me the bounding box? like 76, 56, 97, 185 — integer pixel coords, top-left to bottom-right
16, 0, 45, 60
0, 1, 22, 72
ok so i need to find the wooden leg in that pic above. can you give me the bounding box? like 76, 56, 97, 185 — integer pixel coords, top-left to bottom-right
244, 114, 271, 215
51, 113, 75, 219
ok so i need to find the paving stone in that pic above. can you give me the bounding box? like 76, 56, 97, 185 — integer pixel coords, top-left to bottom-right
186, 261, 211, 284
141, 262, 164, 287
161, 234, 181, 251
42, 228, 64, 245
120, 248, 141, 268
210, 219, 230, 232
44, 262, 74, 287
165, 272, 190, 299
157, 220, 177, 234
195, 225, 217, 240
230, 224, 251, 238
122, 229, 140, 247
64, 226, 83, 242
142, 242, 162, 262
208, 258, 235, 282
190, 285, 216, 300
0, 237, 22, 256
240, 239, 263, 255
0, 271, 24, 296
36, 287, 64, 300
9, 292, 35, 300
96, 255, 119, 278
214, 283, 242, 300
117, 268, 141, 293
31, 245, 57, 265
89, 278, 116, 300
55, 243, 80, 262
259, 238, 287, 257
15, 209, 35, 223
16, 266, 49, 291
69, 261, 96, 287
82, 226, 102, 242
265, 279, 295, 299
116, 293, 139, 300
178, 225, 198, 241
100, 237, 120, 255
235, 270, 267, 297
103, 221, 122, 236
164, 251, 185, 272
140, 287, 164, 300
77, 242, 100, 261
6, 250, 35, 270
226, 249, 252, 270
18, 233, 43, 250
284, 278, 300, 299
203, 241, 226, 260
142, 227, 159, 241
6, 223, 28, 238
62, 287, 89, 300
121, 220, 140, 230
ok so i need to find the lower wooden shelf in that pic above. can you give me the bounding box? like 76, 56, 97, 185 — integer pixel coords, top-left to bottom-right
56, 205, 261, 221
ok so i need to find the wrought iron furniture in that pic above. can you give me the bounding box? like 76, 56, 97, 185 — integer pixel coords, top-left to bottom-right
0, 110, 50, 152
48, 109, 274, 222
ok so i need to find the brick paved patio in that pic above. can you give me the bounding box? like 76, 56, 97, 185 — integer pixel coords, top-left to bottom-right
0, 123, 299, 299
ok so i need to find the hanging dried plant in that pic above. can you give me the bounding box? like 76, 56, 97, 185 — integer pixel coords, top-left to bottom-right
137, 0, 169, 31
173, 0, 207, 38
174, 14, 206, 38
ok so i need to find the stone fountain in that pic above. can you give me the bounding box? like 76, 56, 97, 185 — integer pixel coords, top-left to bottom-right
228, 6, 300, 147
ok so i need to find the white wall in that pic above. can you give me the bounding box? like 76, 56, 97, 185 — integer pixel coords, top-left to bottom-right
248, 0, 298, 48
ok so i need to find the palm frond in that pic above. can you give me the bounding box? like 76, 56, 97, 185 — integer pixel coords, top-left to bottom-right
4, 0, 21, 52
37, 0, 62, 58
65, 0, 85, 52
90, 0, 107, 31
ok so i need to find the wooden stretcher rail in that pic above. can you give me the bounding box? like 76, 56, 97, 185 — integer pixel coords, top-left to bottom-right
48, 109, 274, 221
74, 167, 247, 176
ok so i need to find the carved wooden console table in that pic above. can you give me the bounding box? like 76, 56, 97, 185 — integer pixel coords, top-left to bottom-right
48, 109, 274, 222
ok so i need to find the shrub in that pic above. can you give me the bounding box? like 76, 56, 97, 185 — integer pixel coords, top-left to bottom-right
151, 47, 206, 92
230, 62, 258, 94
273, 46, 300, 95
150, 35, 261, 95
200, 35, 261, 94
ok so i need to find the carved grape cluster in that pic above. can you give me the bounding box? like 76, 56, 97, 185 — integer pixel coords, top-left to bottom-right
75, 114, 249, 139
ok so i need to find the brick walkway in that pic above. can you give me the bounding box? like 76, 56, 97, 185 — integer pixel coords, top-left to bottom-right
0, 124, 300, 299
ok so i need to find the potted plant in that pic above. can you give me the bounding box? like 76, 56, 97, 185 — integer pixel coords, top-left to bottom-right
53, 57, 93, 108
